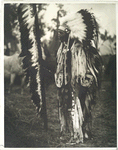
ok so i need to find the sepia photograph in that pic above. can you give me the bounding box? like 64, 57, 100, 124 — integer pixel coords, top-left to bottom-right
2, 2, 117, 148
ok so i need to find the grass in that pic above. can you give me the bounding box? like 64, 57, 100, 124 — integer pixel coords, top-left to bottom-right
4, 75, 117, 147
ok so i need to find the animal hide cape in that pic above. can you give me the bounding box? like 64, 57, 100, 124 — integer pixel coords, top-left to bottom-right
18, 4, 45, 117
55, 9, 102, 143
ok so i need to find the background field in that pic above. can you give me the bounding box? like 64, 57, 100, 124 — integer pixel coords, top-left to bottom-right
4, 70, 116, 148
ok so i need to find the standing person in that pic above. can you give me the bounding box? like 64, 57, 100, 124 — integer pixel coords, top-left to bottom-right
55, 9, 102, 144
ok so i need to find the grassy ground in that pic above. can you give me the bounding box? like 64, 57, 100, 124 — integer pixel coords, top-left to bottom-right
4, 75, 116, 147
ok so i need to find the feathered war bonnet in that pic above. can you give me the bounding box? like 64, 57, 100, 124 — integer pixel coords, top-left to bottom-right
59, 9, 99, 45
58, 9, 102, 87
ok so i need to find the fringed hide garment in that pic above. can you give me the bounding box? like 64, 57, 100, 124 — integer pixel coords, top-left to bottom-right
55, 9, 102, 144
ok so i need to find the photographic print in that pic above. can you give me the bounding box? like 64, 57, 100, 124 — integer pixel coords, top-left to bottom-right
3, 2, 117, 148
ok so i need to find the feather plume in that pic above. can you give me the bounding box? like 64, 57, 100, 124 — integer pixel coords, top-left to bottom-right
59, 9, 99, 45
59, 12, 87, 42
18, 4, 43, 114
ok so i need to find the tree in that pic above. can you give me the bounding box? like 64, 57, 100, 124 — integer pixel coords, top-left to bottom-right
107, 34, 116, 54
4, 4, 17, 38
36, 4, 49, 38
52, 4, 67, 39
99, 30, 116, 54
48, 4, 67, 56
100, 30, 108, 41
4, 4, 18, 55
4, 4, 48, 55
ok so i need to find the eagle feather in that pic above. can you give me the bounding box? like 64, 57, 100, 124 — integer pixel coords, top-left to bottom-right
60, 12, 87, 42
18, 4, 43, 114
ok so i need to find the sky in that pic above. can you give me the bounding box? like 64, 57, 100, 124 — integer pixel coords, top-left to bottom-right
42, 3, 116, 40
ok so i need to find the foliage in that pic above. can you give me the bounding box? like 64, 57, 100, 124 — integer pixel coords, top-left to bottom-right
4, 4, 18, 39
100, 30, 116, 42
4, 4, 48, 49
99, 30, 116, 54
37, 4, 49, 38
51, 4, 67, 31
